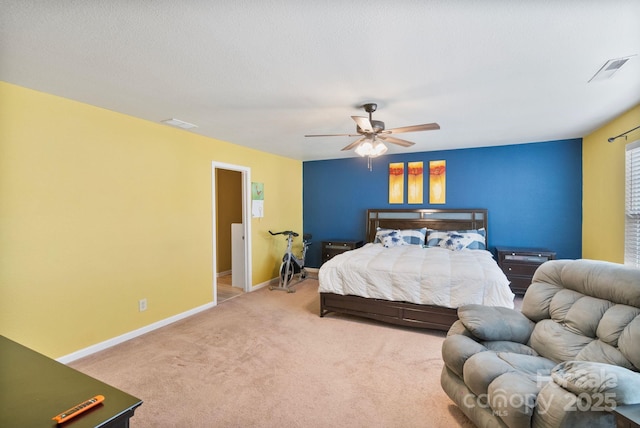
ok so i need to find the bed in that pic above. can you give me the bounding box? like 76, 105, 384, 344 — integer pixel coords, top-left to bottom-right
318, 208, 514, 331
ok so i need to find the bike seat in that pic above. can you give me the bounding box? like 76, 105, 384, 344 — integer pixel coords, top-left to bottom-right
269, 230, 298, 237
303, 233, 312, 241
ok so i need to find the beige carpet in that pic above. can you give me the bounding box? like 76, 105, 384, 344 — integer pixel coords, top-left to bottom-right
70, 280, 475, 428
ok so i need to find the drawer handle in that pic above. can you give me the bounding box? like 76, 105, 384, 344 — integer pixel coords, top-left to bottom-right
508, 267, 512, 271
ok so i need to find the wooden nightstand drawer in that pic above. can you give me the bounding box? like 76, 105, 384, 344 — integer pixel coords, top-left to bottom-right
321, 240, 364, 264
496, 246, 556, 295
324, 241, 357, 250
508, 276, 534, 294
501, 262, 539, 276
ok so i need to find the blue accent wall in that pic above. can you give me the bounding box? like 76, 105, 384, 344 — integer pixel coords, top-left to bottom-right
303, 139, 582, 268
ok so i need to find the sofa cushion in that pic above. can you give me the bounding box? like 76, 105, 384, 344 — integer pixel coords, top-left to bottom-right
575, 340, 637, 370
497, 352, 557, 377
530, 320, 594, 363
458, 304, 535, 343
596, 304, 640, 347
619, 315, 640, 370
532, 381, 616, 428
482, 341, 538, 356
446, 319, 473, 338
527, 267, 639, 366
463, 352, 514, 397
551, 361, 640, 406
441, 334, 487, 378
560, 259, 640, 308
548, 289, 583, 324
488, 372, 541, 428
521, 282, 563, 322
530, 259, 566, 290
463, 351, 556, 398
564, 296, 613, 337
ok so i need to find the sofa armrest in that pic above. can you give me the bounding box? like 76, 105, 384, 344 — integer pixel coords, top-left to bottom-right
551, 361, 640, 407
458, 304, 535, 344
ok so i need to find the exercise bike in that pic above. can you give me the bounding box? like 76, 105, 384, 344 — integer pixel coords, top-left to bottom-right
268, 230, 312, 293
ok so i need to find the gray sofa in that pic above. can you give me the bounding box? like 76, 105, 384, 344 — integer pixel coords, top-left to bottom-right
441, 259, 640, 428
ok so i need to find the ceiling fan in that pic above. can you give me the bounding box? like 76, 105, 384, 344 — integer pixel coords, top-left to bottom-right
305, 103, 440, 165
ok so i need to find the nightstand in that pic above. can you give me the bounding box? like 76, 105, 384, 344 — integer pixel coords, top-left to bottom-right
495, 246, 556, 295
614, 404, 640, 428
321, 240, 364, 264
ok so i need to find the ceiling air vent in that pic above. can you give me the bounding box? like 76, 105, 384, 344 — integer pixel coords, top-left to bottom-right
588, 56, 635, 82
161, 118, 198, 129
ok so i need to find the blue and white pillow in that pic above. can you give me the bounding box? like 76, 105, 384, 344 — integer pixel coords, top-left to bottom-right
374, 228, 398, 244
375, 227, 426, 247
426, 228, 486, 251
400, 228, 427, 246
380, 230, 406, 248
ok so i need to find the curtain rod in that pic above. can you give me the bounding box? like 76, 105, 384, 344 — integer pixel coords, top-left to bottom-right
608, 124, 640, 143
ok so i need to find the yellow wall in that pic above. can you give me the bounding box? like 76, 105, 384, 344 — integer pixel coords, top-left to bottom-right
583, 103, 640, 262
0, 82, 302, 358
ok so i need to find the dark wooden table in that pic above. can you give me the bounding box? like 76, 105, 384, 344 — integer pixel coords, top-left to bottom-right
614, 404, 640, 428
0, 335, 142, 427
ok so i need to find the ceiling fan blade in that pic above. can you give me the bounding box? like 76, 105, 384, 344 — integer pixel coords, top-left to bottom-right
351, 116, 373, 133
385, 123, 440, 134
341, 137, 367, 151
305, 133, 357, 137
378, 135, 415, 147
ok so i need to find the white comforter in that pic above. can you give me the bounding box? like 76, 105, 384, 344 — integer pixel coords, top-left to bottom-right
318, 243, 514, 309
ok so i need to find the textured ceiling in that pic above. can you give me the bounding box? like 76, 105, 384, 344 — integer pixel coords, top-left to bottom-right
1, 1, 639, 161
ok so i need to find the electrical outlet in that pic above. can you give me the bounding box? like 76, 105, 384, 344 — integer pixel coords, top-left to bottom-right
138, 298, 147, 312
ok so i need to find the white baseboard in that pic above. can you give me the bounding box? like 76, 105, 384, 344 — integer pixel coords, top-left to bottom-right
252, 277, 278, 290
57, 276, 288, 364
57, 302, 216, 364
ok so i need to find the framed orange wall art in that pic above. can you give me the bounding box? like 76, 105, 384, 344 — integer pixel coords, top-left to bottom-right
429, 160, 446, 204
407, 161, 424, 204
388, 162, 404, 204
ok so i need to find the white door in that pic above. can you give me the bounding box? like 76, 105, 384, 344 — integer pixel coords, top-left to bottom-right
231, 223, 245, 288
212, 161, 253, 301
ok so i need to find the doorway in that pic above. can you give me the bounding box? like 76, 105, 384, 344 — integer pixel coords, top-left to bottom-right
212, 162, 252, 304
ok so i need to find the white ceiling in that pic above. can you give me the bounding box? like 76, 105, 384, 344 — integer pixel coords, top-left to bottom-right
2, 1, 639, 161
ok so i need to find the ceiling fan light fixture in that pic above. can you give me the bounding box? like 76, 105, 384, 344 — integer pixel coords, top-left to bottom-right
304, 102, 438, 168
354, 139, 387, 158
355, 140, 373, 157
372, 140, 388, 157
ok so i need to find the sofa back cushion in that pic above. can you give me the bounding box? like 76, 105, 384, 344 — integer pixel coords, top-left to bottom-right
522, 259, 640, 371
559, 259, 640, 307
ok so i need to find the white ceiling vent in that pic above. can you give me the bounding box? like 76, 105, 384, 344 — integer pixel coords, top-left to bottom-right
588, 56, 635, 82
161, 118, 198, 129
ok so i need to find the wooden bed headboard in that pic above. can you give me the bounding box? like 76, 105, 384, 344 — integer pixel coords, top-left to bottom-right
366, 208, 488, 245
